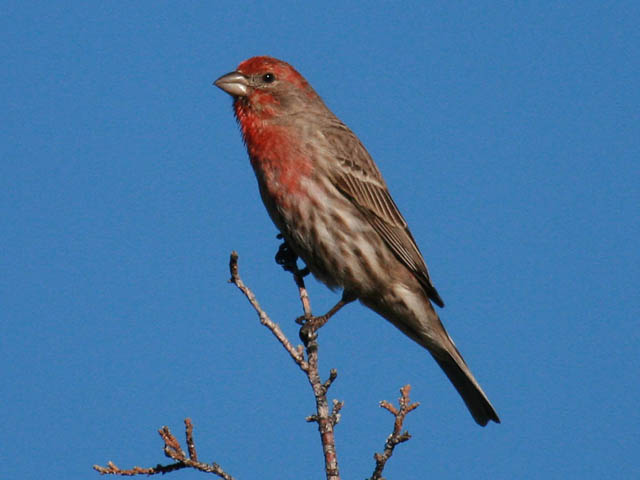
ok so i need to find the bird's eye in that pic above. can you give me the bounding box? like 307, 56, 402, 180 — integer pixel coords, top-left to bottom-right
262, 73, 275, 83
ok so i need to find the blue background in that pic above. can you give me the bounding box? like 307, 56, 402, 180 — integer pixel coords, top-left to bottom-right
2, 2, 638, 479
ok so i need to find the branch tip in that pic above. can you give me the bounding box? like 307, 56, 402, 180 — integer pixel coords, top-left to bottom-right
368, 385, 420, 480
94, 419, 235, 478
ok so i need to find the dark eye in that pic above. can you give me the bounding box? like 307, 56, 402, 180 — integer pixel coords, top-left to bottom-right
262, 73, 275, 83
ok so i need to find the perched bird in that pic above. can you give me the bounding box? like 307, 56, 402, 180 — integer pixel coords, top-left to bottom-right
214, 56, 499, 426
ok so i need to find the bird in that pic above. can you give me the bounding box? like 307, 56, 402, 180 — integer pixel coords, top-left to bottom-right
214, 56, 499, 426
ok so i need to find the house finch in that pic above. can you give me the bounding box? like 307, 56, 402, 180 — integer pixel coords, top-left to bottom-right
214, 56, 499, 426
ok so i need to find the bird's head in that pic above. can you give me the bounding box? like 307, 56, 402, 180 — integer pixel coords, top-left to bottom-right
214, 56, 323, 120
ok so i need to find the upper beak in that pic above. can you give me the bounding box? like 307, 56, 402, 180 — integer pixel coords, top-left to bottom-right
214, 71, 250, 97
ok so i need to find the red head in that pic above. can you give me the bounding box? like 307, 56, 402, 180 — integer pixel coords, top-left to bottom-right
215, 56, 326, 203
214, 56, 325, 122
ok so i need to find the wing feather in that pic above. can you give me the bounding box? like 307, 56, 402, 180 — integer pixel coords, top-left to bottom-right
322, 121, 444, 307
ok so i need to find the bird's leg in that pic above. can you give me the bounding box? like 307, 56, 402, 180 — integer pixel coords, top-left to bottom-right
275, 233, 310, 276
318, 291, 357, 324
299, 291, 356, 345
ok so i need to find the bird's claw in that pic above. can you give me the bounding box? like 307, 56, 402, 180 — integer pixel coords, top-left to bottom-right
275, 239, 298, 272
298, 315, 325, 346
275, 236, 310, 276
298, 266, 310, 277
297, 313, 332, 346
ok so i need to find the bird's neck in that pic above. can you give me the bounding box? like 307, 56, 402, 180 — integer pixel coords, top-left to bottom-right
234, 102, 313, 207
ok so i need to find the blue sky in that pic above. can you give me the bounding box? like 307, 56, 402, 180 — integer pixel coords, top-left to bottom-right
2, 2, 639, 479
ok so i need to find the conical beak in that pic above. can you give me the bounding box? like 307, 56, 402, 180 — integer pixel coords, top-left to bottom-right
214, 71, 250, 97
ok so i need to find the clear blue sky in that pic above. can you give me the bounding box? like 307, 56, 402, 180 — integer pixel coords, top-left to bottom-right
2, 2, 638, 479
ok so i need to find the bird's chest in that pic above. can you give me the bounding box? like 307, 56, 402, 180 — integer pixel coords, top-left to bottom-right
252, 160, 316, 240
246, 125, 313, 209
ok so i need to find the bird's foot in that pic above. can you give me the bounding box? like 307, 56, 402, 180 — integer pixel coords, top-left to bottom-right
275, 234, 309, 276
296, 292, 356, 346
297, 314, 328, 346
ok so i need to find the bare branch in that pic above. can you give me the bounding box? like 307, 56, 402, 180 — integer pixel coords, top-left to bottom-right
185, 418, 198, 462
93, 420, 234, 479
330, 399, 344, 426
229, 251, 307, 370
323, 369, 338, 391
230, 251, 341, 480
368, 385, 420, 480
95, 252, 423, 480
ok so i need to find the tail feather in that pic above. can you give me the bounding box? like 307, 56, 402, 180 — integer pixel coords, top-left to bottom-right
418, 306, 500, 426
361, 289, 500, 426
432, 348, 500, 426
398, 308, 499, 425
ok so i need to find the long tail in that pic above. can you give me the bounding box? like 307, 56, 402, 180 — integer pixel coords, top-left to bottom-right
413, 304, 500, 426
361, 290, 500, 426
431, 334, 500, 426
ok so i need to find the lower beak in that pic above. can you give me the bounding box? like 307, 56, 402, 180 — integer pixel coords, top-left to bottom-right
214, 71, 250, 97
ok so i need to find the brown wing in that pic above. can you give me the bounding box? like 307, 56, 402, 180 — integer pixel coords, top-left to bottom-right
322, 121, 444, 307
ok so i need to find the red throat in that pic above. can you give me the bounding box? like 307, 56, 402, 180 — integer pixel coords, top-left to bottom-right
234, 100, 312, 207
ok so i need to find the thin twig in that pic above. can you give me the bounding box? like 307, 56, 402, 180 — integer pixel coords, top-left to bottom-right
229, 251, 307, 370
229, 251, 341, 480
94, 251, 422, 480
330, 399, 344, 426
185, 418, 198, 461
369, 385, 420, 480
93, 421, 234, 479
288, 259, 340, 480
